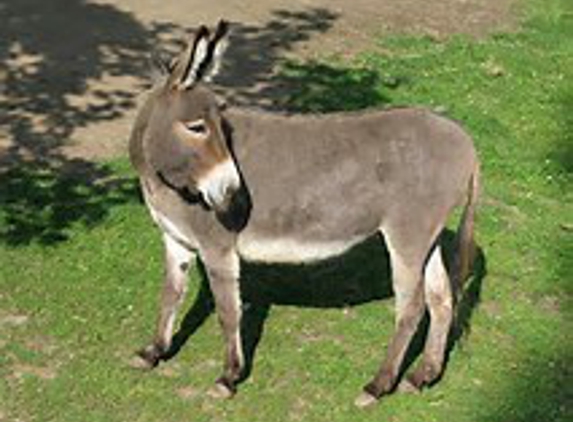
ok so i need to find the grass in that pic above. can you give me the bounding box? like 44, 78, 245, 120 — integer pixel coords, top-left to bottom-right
1, 0, 571, 421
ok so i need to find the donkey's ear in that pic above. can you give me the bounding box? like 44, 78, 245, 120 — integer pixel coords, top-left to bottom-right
200, 20, 230, 82
168, 25, 211, 89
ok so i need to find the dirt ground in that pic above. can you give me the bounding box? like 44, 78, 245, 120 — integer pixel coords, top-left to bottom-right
0, 0, 518, 163
97, 0, 519, 55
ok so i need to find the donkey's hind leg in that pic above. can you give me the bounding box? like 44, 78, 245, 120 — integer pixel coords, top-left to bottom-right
136, 234, 194, 368
355, 229, 427, 407
408, 244, 453, 389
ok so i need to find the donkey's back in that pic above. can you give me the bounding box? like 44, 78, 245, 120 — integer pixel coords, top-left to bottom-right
228, 107, 477, 264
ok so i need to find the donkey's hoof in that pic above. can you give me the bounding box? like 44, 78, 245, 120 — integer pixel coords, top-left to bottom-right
129, 354, 157, 370
130, 346, 161, 370
407, 363, 440, 390
354, 391, 378, 408
397, 378, 421, 394
207, 383, 234, 400
207, 381, 235, 400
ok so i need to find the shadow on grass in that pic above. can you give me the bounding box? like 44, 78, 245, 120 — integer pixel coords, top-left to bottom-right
549, 92, 573, 179
275, 61, 392, 113
165, 230, 486, 387
0, 161, 139, 246
0, 0, 185, 246
484, 354, 572, 422
478, 355, 572, 422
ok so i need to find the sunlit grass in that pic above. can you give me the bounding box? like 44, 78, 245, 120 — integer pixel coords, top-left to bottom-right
1, 0, 571, 421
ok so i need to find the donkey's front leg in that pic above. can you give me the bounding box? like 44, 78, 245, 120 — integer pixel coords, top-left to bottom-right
137, 234, 194, 369
202, 248, 243, 398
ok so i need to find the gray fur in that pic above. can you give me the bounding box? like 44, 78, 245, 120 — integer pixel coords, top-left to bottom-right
129, 21, 480, 405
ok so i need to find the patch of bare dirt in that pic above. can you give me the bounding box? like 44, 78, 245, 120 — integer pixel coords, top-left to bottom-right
537, 295, 562, 316
0, 313, 28, 327
156, 361, 183, 378
0, 0, 519, 163
176, 385, 200, 401
288, 396, 310, 421
481, 299, 504, 319
0, 310, 61, 384
95, 0, 519, 54
9, 363, 58, 381
296, 326, 345, 347
23, 335, 58, 355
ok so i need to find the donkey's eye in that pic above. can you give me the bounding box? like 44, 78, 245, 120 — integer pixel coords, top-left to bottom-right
185, 119, 209, 136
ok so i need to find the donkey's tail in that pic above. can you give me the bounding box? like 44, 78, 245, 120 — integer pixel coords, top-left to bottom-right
452, 162, 480, 299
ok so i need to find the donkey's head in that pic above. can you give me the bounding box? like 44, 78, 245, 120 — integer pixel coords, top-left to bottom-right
144, 21, 240, 214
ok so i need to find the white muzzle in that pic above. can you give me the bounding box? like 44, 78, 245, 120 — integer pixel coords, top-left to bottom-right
197, 159, 241, 210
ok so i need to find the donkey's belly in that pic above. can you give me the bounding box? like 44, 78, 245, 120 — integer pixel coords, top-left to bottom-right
236, 233, 367, 264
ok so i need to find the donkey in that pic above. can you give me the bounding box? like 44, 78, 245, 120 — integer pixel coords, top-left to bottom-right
129, 21, 480, 407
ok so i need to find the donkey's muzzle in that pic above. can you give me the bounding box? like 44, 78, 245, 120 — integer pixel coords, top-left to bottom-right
209, 183, 239, 213
197, 159, 242, 212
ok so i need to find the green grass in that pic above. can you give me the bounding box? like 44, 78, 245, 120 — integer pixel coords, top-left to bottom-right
1, 0, 571, 421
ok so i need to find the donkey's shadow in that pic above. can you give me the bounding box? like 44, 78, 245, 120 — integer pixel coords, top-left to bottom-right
163, 230, 486, 384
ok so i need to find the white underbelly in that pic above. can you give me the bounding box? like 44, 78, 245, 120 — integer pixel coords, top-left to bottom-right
236, 234, 363, 264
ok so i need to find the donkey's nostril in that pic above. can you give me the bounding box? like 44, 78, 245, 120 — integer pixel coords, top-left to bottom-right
201, 183, 236, 211
224, 185, 236, 201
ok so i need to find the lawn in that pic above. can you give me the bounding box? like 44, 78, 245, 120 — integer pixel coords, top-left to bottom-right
0, 0, 571, 421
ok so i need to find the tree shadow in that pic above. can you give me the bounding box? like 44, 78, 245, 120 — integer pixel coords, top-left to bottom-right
547, 88, 572, 309
482, 354, 571, 422
549, 92, 573, 180
166, 230, 486, 385
211, 8, 401, 112
214, 8, 339, 109
0, 160, 139, 246
0, 0, 188, 246
1, 0, 157, 165
0, 2, 390, 246
271, 60, 392, 113
0, 2, 352, 246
